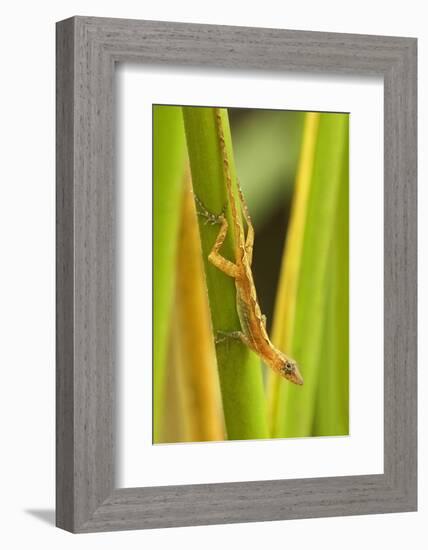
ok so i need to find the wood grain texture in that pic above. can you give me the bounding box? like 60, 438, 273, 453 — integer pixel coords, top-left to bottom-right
56, 17, 75, 532
56, 16, 417, 533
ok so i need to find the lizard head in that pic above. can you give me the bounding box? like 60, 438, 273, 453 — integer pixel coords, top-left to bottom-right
276, 353, 304, 385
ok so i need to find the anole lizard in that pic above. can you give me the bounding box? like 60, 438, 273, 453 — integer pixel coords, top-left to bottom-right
195, 108, 304, 386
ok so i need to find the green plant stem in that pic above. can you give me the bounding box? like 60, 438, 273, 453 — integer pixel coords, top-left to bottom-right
182, 107, 268, 440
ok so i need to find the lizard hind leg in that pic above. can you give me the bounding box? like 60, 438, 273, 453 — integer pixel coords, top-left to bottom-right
208, 215, 239, 278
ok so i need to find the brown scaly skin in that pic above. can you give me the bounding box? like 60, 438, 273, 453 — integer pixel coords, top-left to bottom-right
194, 109, 303, 387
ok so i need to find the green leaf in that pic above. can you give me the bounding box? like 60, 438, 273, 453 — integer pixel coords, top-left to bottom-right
153, 105, 186, 443
182, 106, 268, 440
313, 128, 349, 436
269, 112, 349, 438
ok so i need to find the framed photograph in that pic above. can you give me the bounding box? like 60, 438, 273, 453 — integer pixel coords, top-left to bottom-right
56, 16, 417, 532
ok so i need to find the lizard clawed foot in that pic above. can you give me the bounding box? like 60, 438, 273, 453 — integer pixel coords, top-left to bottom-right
194, 194, 226, 226
215, 330, 230, 345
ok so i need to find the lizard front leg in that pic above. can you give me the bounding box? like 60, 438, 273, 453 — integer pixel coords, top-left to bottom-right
215, 330, 251, 347
194, 194, 239, 278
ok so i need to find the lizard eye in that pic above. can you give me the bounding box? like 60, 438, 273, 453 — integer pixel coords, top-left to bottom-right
283, 363, 293, 374
280, 358, 304, 385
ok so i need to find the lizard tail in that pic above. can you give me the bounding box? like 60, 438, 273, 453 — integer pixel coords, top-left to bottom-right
214, 108, 243, 258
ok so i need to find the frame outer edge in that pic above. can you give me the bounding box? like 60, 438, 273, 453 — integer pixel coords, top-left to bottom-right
56, 16, 76, 532
410, 38, 418, 511
405, 38, 417, 511
383, 38, 417, 511
401, 37, 417, 508
72, 16, 116, 531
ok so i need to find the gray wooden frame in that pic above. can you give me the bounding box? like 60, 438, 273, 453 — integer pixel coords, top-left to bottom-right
56, 16, 417, 533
